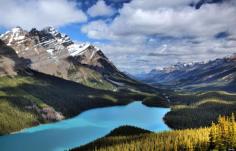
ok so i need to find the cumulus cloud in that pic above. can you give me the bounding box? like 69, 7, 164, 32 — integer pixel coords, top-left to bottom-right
0, 0, 87, 29
87, 0, 115, 17
127, 0, 199, 9
82, 0, 236, 73
83, 0, 236, 41
98, 37, 236, 74
84, 2, 236, 38
81, 20, 115, 39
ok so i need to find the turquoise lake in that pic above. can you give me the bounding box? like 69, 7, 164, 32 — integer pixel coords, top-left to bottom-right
0, 101, 170, 151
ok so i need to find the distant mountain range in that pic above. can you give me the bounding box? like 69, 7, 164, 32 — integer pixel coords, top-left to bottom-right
136, 54, 236, 92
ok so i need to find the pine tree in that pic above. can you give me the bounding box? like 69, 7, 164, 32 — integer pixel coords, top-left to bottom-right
209, 122, 216, 149
230, 113, 236, 149
173, 140, 178, 151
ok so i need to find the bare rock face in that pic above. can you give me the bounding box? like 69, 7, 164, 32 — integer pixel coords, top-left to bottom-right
25, 103, 64, 121
41, 107, 64, 121
68, 45, 119, 74
1, 27, 71, 76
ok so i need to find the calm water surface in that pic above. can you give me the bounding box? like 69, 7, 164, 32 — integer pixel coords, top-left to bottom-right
0, 101, 170, 151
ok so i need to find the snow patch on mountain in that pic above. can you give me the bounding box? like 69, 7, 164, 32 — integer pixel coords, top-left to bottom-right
4, 27, 26, 45
42, 27, 73, 47
68, 43, 91, 56
46, 49, 55, 56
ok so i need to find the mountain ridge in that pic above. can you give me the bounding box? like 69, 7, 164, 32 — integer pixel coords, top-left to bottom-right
0, 26, 154, 92
136, 54, 236, 92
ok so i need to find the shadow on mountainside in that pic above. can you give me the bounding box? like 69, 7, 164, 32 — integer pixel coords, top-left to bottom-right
0, 70, 150, 117
67, 55, 160, 94
0, 39, 32, 75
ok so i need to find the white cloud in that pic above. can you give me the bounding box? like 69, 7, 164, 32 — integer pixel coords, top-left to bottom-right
81, 20, 115, 39
97, 37, 236, 74
128, 0, 199, 9
82, 0, 236, 73
83, 1, 236, 39
111, 3, 236, 38
87, 0, 115, 17
0, 0, 87, 29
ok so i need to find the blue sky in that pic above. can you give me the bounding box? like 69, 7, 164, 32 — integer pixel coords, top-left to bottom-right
0, 0, 236, 74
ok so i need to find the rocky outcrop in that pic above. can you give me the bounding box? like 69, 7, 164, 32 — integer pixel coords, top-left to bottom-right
25, 103, 64, 121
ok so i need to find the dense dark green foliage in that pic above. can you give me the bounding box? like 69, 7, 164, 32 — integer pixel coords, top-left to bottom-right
164, 91, 236, 129
106, 125, 151, 137
142, 95, 170, 108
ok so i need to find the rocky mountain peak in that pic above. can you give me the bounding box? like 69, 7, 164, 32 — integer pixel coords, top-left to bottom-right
0, 26, 110, 61
0, 26, 119, 81
28, 27, 73, 47
12, 26, 24, 33
0, 26, 28, 46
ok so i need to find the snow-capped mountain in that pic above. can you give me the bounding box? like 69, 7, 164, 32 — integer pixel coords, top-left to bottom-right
0, 26, 109, 71
0, 26, 151, 92
136, 55, 236, 92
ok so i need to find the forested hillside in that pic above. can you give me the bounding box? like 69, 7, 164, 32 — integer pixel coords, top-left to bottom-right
72, 114, 236, 151
0, 70, 162, 135
164, 91, 236, 129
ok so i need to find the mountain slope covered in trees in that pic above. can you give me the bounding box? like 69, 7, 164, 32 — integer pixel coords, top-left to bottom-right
72, 114, 236, 151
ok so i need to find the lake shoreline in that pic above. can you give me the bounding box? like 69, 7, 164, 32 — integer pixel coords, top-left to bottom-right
3, 99, 169, 136
0, 101, 170, 151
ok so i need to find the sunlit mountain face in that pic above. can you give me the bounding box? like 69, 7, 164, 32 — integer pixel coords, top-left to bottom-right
0, 0, 235, 74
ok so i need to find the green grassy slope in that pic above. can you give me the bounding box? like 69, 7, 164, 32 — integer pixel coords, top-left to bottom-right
0, 98, 41, 135
0, 76, 48, 135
